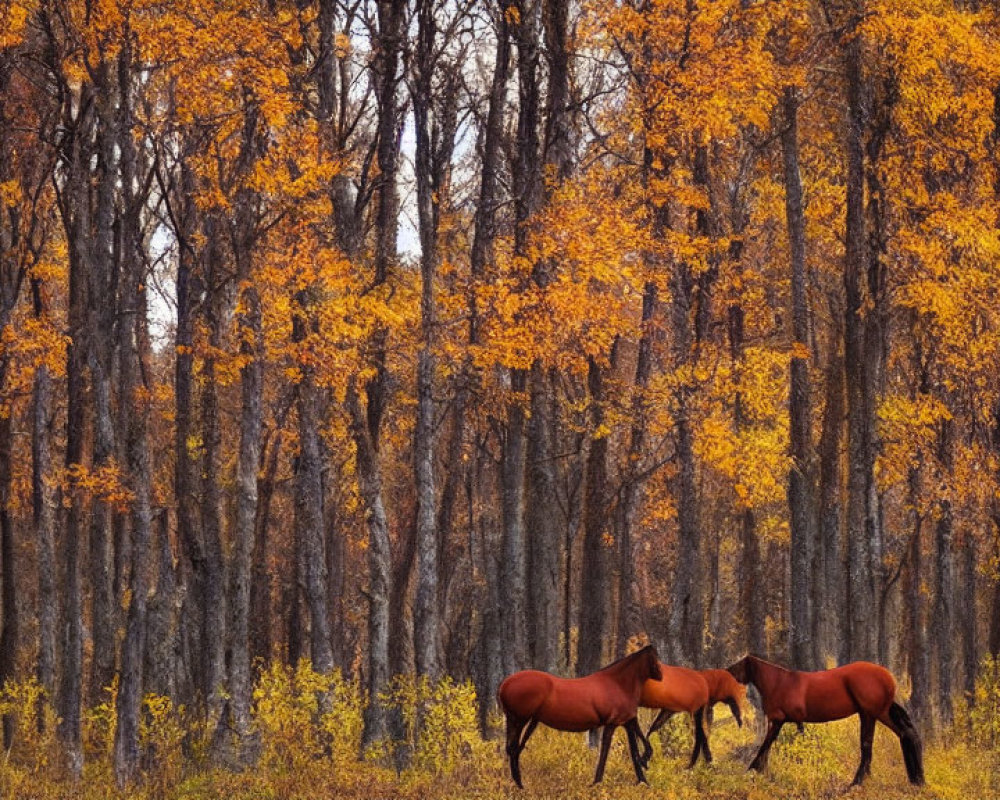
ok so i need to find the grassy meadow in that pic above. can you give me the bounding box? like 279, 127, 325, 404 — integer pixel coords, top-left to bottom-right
0, 664, 997, 800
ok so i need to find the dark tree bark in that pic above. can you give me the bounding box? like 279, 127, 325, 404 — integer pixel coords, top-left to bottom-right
818, 304, 845, 663
905, 465, 929, 724
32, 298, 57, 719
933, 416, 955, 724
294, 299, 334, 676
198, 249, 227, 723
145, 510, 178, 700
843, 16, 878, 663
525, 0, 572, 673
229, 282, 263, 738
410, 0, 451, 679
617, 283, 656, 657
357, 0, 403, 749
783, 85, 818, 670
113, 65, 153, 782
87, 68, 120, 706
960, 531, 977, 701
578, 355, 613, 677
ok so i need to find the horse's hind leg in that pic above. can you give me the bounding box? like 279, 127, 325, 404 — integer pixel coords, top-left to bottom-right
642, 709, 674, 767
748, 719, 783, 772
518, 718, 539, 751
687, 708, 708, 768
592, 724, 616, 785
851, 713, 875, 786
699, 707, 713, 764
625, 719, 648, 785
505, 714, 528, 788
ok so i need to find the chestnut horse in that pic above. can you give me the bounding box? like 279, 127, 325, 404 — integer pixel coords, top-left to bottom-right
497, 645, 662, 787
638, 666, 746, 768
727, 655, 924, 786
637, 664, 710, 768
701, 668, 747, 728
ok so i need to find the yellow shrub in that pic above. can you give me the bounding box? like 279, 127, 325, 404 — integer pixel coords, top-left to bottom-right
969, 654, 1000, 751
377, 675, 489, 774
253, 659, 364, 770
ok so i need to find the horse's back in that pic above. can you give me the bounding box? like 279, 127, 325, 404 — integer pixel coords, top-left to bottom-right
641, 664, 709, 711
498, 670, 555, 719
802, 662, 896, 721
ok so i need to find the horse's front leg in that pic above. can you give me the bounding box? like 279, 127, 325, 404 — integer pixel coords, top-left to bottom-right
748, 718, 783, 773
592, 724, 617, 785
625, 719, 648, 785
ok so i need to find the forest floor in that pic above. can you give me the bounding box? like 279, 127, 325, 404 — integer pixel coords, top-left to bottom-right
4, 705, 997, 800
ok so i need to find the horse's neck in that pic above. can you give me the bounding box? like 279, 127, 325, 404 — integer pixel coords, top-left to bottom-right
751, 658, 790, 695
602, 653, 648, 694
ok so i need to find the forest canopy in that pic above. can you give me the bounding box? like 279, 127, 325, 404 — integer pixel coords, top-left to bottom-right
0, 0, 998, 790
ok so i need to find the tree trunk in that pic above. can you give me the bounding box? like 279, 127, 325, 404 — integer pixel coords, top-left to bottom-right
933, 417, 954, 725
33, 347, 57, 719
843, 18, 877, 663
229, 284, 263, 739
905, 466, 929, 725
818, 308, 845, 663
960, 532, 977, 701
411, 0, 443, 679
617, 284, 656, 656
349, 382, 393, 749
294, 303, 333, 676
0, 408, 18, 747
199, 265, 227, 723
578, 356, 613, 677
783, 85, 817, 670
113, 106, 153, 781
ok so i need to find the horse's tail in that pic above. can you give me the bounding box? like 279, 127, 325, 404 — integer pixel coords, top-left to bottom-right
889, 701, 925, 785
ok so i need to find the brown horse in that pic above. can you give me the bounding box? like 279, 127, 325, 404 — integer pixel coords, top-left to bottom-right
497, 645, 662, 787
638, 666, 747, 768
636, 664, 710, 768
727, 655, 924, 786
701, 668, 747, 728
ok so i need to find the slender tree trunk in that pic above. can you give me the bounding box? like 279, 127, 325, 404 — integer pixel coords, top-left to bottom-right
617, 284, 656, 656
933, 416, 955, 725
0, 406, 18, 747
411, 0, 443, 679
578, 355, 613, 677
905, 465, 929, 724
294, 304, 333, 676
33, 341, 57, 719
357, 0, 402, 749
251, 424, 284, 667
113, 93, 152, 781
843, 17, 877, 663
199, 269, 227, 722
349, 381, 393, 749
818, 309, 845, 663
229, 284, 262, 739
145, 510, 178, 700
960, 532, 977, 701
783, 85, 817, 670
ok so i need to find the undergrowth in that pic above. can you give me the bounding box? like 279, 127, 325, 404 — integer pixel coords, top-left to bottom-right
0, 660, 997, 800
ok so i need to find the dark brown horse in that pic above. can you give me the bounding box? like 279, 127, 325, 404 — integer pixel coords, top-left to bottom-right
497, 645, 662, 787
727, 655, 924, 786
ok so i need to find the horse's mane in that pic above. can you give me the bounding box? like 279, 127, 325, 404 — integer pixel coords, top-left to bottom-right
597, 644, 655, 673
